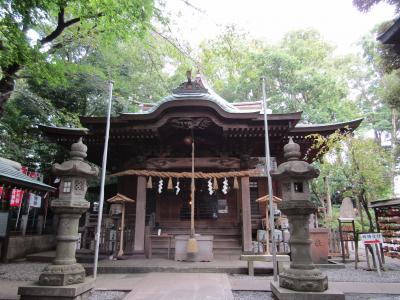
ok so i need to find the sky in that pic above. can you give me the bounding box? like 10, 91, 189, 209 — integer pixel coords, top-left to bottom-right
165, 0, 397, 54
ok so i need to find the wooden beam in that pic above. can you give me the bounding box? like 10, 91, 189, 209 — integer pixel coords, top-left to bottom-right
146, 157, 240, 170
241, 176, 252, 253
134, 176, 147, 252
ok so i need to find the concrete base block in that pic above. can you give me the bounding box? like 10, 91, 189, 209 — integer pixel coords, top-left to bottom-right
18, 278, 94, 300
271, 281, 345, 300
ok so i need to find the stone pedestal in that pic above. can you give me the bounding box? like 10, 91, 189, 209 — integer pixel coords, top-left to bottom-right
271, 138, 328, 296
271, 281, 344, 300
39, 204, 89, 286
278, 201, 328, 292
19, 138, 98, 299
19, 278, 94, 300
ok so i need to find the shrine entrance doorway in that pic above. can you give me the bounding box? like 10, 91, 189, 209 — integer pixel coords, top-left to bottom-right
154, 178, 238, 223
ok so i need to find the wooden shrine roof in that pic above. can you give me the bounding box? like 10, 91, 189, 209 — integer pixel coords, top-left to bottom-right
39, 75, 362, 167
107, 193, 135, 203
377, 17, 400, 45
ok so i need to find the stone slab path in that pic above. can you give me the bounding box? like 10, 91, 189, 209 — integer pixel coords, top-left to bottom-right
122, 273, 233, 300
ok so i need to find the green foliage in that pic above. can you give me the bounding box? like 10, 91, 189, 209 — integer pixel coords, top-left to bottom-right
0, 0, 157, 115
379, 70, 400, 108
199, 28, 362, 124
322, 205, 374, 232
353, 0, 400, 13
0, 83, 75, 172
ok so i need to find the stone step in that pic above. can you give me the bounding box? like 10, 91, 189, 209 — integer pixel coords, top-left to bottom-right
150, 239, 241, 249
156, 228, 241, 235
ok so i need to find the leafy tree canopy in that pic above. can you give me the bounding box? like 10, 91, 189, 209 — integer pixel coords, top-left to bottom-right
0, 0, 157, 116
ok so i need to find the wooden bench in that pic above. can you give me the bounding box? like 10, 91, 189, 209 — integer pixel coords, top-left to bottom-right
240, 254, 290, 276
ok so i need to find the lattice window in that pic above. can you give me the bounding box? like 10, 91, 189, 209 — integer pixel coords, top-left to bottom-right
74, 180, 84, 194
63, 181, 72, 193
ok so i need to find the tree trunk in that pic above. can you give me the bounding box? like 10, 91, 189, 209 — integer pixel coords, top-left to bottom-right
391, 107, 398, 196
359, 188, 374, 232
323, 176, 332, 219
0, 63, 20, 117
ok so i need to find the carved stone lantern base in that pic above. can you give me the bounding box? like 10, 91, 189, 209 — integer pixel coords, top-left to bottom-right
19, 278, 94, 300
39, 263, 86, 286
279, 268, 328, 292
271, 281, 345, 300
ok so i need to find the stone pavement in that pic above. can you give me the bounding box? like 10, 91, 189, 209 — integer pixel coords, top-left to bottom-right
1, 247, 400, 300
121, 273, 233, 300
1, 271, 400, 299
229, 276, 400, 295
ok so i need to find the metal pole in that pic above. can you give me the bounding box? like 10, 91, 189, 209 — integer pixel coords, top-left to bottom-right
261, 77, 278, 282
93, 80, 114, 279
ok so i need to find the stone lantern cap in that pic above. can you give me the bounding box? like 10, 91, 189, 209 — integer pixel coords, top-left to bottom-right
271, 137, 319, 180
52, 138, 98, 178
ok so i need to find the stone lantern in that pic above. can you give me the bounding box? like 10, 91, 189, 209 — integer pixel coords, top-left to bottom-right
271, 137, 328, 293
38, 137, 98, 286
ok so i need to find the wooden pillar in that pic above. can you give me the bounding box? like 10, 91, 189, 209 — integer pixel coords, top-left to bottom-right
134, 176, 146, 252
241, 176, 252, 252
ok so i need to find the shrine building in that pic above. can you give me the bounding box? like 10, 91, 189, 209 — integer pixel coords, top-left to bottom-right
40, 75, 362, 257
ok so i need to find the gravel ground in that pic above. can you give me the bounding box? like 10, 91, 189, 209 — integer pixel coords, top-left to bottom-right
88, 290, 127, 300
232, 291, 400, 300
324, 261, 400, 283
347, 295, 400, 300
0, 262, 46, 281
233, 291, 274, 300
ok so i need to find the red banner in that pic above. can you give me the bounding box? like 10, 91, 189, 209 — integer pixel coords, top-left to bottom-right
10, 189, 24, 207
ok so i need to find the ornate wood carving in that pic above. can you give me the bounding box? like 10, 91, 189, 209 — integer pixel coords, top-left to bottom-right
146, 157, 240, 170
172, 75, 209, 94
168, 117, 213, 129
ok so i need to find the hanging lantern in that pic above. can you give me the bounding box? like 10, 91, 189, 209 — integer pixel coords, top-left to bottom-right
147, 176, 153, 189
167, 177, 173, 190
213, 177, 219, 190
233, 177, 239, 189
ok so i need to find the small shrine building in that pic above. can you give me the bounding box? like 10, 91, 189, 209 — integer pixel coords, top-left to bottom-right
41, 75, 362, 256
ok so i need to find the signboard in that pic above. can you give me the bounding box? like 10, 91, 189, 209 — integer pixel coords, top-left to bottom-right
0, 212, 9, 238
360, 233, 383, 245
255, 157, 277, 176
217, 199, 228, 213
360, 232, 384, 277
29, 193, 42, 208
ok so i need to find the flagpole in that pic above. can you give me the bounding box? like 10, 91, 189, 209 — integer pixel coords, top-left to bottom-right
261, 76, 278, 282
93, 80, 114, 279
15, 190, 24, 230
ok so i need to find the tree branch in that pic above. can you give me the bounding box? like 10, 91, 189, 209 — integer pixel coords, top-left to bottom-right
39, 4, 103, 46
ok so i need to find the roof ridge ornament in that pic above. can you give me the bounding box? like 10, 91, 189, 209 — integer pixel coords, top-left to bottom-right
172, 70, 209, 95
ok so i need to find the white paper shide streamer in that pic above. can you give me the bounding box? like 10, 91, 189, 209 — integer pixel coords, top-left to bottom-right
222, 177, 228, 195
158, 178, 163, 194
207, 179, 213, 195
175, 179, 181, 195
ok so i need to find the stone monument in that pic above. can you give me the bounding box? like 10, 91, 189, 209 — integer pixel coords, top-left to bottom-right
270, 138, 344, 300
339, 197, 355, 220
19, 138, 99, 300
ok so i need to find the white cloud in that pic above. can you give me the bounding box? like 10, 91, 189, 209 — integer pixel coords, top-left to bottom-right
165, 0, 396, 54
